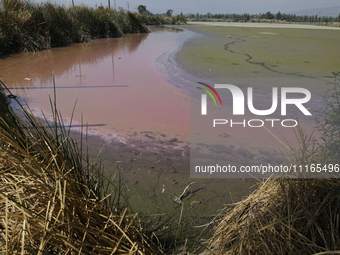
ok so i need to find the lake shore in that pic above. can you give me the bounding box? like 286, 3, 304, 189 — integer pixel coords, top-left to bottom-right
6, 22, 337, 241
175, 23, 340, 158
2, 22, 338, 253
58, 23, 307, 236
2, 25, 260, 242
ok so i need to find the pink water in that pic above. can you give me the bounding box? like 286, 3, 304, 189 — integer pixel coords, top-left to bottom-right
0, 27, 316, 152
0, 29, 190, 143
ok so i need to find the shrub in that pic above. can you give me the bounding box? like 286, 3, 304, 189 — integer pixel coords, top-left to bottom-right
127, 12, 149, 33
137, 13, 186, 25
170, 14, 187, 25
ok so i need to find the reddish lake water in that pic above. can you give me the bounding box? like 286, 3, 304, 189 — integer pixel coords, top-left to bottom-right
0, 27, 191, 143
0, 26, 317, 153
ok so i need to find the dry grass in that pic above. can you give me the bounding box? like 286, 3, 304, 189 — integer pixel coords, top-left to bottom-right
206, 178, 340, 255
317, 22, 340, 27
250, 18, 290, 23
0, 80, 160, 254
205, 126, 340, 254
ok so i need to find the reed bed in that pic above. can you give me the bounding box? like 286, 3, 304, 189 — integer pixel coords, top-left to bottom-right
0, 0, 149, 54
0, 80, 159, 254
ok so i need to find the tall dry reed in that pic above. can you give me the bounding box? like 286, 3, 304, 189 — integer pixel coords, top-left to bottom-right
0, 79, 160, 254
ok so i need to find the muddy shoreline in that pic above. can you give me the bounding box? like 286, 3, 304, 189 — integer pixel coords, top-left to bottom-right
64, 124, 258, 240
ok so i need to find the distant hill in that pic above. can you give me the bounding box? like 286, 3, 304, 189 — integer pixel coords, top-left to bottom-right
292, 6, 340, 17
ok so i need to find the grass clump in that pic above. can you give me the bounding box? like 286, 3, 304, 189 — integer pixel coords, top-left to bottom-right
0, 0, 148, 54
205, 128, 340, 254
207, 177, 340, 254
170, 15, 187, 25
0, 79, 160, 254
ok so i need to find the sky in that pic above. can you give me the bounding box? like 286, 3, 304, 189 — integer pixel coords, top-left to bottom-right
44, 0, 340, 15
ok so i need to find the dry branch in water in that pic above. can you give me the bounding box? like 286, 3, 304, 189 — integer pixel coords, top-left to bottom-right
174, 182, 196, 204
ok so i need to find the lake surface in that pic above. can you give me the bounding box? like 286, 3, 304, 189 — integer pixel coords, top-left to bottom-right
1, 24, 336, 153
0, 26, 192, 144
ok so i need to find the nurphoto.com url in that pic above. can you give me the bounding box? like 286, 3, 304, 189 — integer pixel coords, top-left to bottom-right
194, 163, 340, 175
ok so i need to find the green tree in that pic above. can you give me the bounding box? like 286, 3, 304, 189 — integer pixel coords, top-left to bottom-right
244, 13, 250, 21
276, 11, 282, 20
166, 9, 173, 17
321, 16, 329, 22
265, 11, 274, 19
138, 5, 146, 14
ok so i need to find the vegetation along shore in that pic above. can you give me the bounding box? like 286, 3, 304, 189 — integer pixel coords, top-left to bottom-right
186, 11, 340, 27
0, 0, 186, 55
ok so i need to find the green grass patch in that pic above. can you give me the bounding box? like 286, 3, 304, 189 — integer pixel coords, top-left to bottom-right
177, 25, 340, 92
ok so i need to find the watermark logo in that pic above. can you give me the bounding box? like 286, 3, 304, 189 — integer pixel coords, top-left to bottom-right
196, 83, 312, 128
196, 82, 223, 115
198, 83, 312, 116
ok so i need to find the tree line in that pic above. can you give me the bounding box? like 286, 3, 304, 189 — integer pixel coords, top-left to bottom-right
186, 11, 340, 23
